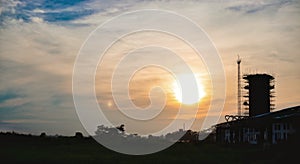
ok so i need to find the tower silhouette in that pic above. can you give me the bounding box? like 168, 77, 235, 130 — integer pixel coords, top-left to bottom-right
243, 74, 275, 117
237, 55, 242, 115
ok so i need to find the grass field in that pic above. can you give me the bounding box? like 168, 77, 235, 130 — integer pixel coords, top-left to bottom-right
0, 133, 297, 164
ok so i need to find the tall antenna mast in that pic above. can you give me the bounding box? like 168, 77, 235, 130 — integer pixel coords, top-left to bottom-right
237, 55, 242, 115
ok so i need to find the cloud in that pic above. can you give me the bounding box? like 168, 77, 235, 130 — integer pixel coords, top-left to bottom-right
0, 17, 90, 135
0, 0, 96, 26
0, 89, 22, 102
0, 0, 299, 135
226, 0, 291, 14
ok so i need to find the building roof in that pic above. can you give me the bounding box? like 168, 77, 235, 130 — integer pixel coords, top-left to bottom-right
252, 105, 300, 119
216, 105, 300, 127
243, 73, 274, 80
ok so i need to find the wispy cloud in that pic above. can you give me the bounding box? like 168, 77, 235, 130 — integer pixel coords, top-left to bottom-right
0, 0, 299, 135
226, 0, 291, 14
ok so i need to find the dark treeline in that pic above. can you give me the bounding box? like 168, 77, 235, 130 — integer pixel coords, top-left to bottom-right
0, 127, 298, 164
0, 125, 200, 143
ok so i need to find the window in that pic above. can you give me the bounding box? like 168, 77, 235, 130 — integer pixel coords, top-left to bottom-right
272, 122, 291, 143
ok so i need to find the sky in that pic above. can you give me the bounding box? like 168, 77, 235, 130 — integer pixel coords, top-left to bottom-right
0, 0, 299, 136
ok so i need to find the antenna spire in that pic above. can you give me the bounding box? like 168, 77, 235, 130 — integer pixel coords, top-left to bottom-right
237, 55, 242, 115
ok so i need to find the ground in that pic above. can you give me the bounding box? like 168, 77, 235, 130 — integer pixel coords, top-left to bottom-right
0, 133, 297, 164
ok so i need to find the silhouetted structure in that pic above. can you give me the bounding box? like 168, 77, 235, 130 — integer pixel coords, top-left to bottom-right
243, 74, 274, 117
243, 74, 275, 116
237, 55, 242, 115
216, 71, 299, 146
216, 105, 300, 145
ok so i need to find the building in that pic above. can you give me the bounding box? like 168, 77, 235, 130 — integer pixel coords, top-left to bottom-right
215, 73, 298, 145
216, 105, 300, 145
243, 74, 275, 116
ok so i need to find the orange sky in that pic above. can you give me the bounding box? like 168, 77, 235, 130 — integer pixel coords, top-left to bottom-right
0, 0, 299, 136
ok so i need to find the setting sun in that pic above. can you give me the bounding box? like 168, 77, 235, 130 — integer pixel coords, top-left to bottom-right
172, 74, 206, 105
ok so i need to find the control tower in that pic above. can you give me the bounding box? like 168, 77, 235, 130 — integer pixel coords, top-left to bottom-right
243, 74, 275, 117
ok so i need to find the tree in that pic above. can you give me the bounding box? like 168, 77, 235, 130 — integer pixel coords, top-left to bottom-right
40, 132, 46, 138
116, 124, 125, 133
75, 132, 83, 138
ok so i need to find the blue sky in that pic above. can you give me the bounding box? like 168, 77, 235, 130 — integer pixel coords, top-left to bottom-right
0, 0, 93, 23
0, 0, 299, 136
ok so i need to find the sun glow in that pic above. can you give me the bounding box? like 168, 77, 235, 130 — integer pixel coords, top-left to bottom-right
172, 74, 206, 105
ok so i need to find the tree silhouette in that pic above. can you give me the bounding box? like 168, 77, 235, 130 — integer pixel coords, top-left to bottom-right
40, 132, 46, 138
116, 124, 125, 133
75, 132, 83, 138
